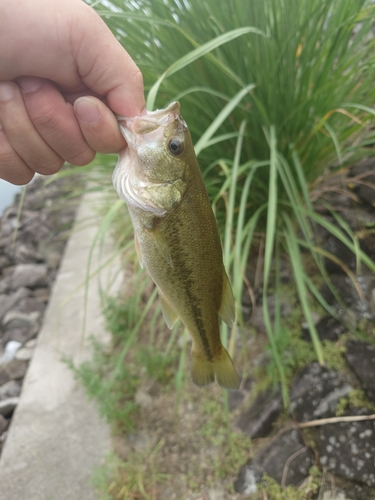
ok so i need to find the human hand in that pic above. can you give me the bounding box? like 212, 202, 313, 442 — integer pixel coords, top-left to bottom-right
0, 0, 145, 185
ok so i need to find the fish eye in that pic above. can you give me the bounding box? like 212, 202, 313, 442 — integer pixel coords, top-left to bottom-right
168, 138, 184, 156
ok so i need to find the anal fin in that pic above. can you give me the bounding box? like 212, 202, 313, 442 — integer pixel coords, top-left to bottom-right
219, 272, 235, 326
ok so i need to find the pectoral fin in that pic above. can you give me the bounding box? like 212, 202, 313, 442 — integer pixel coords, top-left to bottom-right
134, 232, 144, 268
150, 228, 173, 267
219, 272, 235, 326
159, 291, 179, 329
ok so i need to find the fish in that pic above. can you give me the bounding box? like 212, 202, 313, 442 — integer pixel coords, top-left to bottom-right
112, 101, 240, 389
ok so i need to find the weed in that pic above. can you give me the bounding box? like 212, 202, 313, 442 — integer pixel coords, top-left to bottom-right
336, 388, 375, 416
93, 448, 168, 500
136, 347, 176, 384
199, 398, 252, 480
261, 466, 322, 499
67, 339, 139, 433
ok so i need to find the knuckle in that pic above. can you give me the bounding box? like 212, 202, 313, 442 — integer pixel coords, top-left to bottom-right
31, 106, 57, 130
68, 147, 96, 167
34, 157, 64, 175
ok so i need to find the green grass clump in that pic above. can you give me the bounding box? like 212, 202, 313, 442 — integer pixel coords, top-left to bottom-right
88, 0, 375, 403
67, 339, 139, 433
93, 449, 168, 500
261, 466, 322, 500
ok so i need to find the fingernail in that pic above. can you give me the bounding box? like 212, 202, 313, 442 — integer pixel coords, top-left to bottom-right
17, 76, 43, 93
74, 97, 101, 125
0, 82, 15, 102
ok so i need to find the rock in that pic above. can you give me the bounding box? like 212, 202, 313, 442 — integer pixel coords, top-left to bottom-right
301, 315, 347, 342
1, 327, 36, 347
16, 297, 46, 315
8, 263, 48, 290
290, 362, 352, 422
11, 243, 41, 264
0, 359, 28, 385
32, 287, 50, 302
234, 429, 314, 493
345, 341, 375, 403
0, 380, 21, 400
46, 250, 62, 270
0, 341, 22, 364
0, 256, 11, 270
15, 341, 36, 361
319, 408, 375, 487
236, 387, 282, 438
0, 414, 8, 434
2, 310, 40, 331
24, 338, 37, 349
322, 274, 375, 322
0, 397, 19, 416
348, 159, 375, 206
0, 287, 30, 322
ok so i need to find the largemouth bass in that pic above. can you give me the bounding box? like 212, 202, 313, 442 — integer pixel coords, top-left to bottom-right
113, 101, 240, 389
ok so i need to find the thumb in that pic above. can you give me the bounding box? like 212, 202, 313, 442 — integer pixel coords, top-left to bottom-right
74, 4, 146, 117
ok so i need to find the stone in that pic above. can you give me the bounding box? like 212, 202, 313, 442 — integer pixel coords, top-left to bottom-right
290, 362, 352, 423
46, 250, 63, 270
0, 341, 22, 364
320, 274, 375, 323
0, 359, 28, 385
236, 387, 282, 438
32, 287, 50, 302
12, 243, 41, 264
322, 233, 357, 273
234, 429, 315, 493
301, 315, 347, 342
2, 310, 40, 331
345, 341, 375, 403
0, 287, 30, 322
15, 342, 36, 361
0, 256, 11, 270
8, 263, 48, 290
24, 338, 37, 348
0, 397, 19, 417
16, 297, 46, 315
0, 380, 21, 400
319, 408, 375, 487
0, 414, 8, 434
1, 327, 35, 347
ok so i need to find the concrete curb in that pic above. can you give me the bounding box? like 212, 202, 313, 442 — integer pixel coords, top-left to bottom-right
0, 191, 122, 500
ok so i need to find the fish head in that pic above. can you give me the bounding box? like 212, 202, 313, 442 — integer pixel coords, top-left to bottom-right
119, 101, 192, 183
113, 101, 195, 215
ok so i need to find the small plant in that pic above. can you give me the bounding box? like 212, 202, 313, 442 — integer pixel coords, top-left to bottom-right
93, 448, 168, 500
67, 339, 139, 433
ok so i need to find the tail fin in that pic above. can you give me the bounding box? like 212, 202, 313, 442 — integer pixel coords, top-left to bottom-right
191, 346, 240, 390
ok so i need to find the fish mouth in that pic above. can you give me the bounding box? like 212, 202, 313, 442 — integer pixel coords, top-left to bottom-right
117, 101, 181, 146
